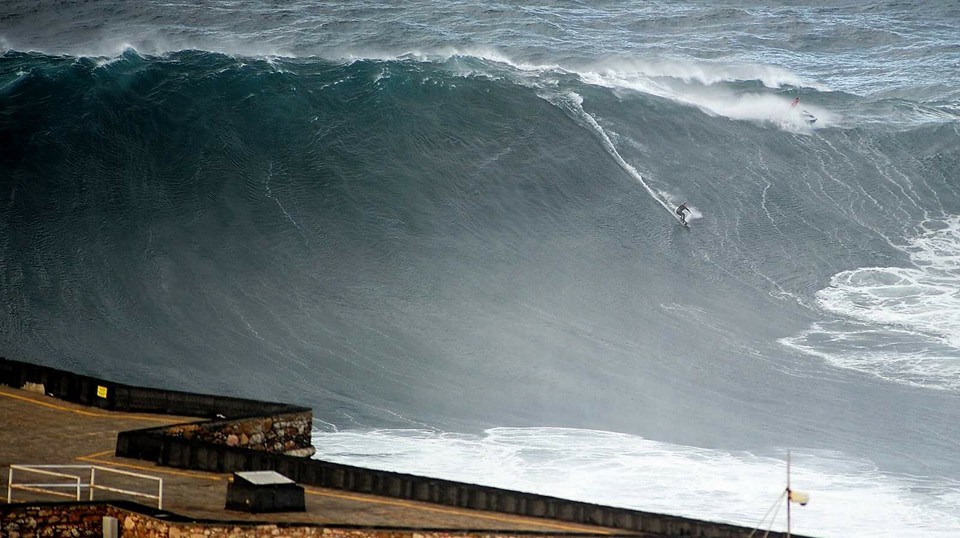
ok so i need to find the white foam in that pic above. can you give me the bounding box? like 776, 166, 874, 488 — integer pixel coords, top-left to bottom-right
93, 46, 137, 69
580, 69, 827, 131
785, 216, 960, 390
311, 426, 960, 537
408, 50, 831, 131
660, 191, 704, 223
490, 53, 828, 130
337, 45, 562, 75
781, 322, 960, 391
574, 56, 814, 89
337, 49, 817, 91
370, 49, 828, 130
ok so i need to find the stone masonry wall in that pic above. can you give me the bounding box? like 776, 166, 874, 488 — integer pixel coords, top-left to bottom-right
162, 411, 315, 457
1, 503, 553, 538
1, 503, 120, 538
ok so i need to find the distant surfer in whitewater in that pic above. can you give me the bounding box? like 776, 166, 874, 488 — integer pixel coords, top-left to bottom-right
791, 96, 817, 123
676, 202, 690, 225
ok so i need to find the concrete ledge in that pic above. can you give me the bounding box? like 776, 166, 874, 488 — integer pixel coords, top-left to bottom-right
0, 357, 313, 456
0, 357, 307, 419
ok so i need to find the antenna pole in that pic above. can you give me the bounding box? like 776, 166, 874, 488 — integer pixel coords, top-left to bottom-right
786, 450, 791, 538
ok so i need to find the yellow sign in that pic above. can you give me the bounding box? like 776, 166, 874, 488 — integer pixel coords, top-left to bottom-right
97, 385, 108, 398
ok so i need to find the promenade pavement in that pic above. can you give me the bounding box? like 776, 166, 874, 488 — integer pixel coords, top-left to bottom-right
0, 385, 626, 534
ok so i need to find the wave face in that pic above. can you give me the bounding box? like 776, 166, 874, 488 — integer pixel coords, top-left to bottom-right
3, 2, 960, 536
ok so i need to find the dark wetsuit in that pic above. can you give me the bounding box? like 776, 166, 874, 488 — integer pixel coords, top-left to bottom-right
676, 203, 689, 223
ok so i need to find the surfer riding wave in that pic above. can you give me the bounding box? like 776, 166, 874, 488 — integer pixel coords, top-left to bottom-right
676, 202, 690, 225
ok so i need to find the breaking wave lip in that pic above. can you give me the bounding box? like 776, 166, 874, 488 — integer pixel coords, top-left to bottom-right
3, 40, 816, 87
26, 45, 954, 130
3, 43, 828, 131
351, 48, 820, 89
577, 69, 829, 130
310, 426, 960, 538
337, 48, 833, 130
568, 56, 818, 89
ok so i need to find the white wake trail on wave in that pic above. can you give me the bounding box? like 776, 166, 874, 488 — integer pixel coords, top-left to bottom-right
545, 91, 687, 223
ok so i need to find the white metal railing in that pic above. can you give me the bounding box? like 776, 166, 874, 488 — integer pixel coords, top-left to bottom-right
7, 464, 163, 509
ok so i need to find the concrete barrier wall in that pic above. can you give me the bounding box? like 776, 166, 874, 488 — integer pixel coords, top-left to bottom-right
114, 385, 297, 418
0, 357, 306, 419
0, 357, 314, 455
0, 358, 115, 409
115, 429, 803, 538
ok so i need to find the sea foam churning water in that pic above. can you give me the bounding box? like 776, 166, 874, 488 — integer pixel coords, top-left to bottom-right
2, 2, 960, 536
313, 427, 960, 538
785, 216, 960, 392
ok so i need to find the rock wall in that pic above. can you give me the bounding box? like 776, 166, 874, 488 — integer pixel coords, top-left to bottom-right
0, 503, 564, 538
162, 412, 315, 457
1, 503, 121, 538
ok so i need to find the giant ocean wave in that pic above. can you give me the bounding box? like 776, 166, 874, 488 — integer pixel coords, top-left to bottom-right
3, 45, 960, 536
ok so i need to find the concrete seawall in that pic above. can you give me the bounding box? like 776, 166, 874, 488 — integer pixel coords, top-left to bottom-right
0, 357, 313, 456
0, 357, 811, 538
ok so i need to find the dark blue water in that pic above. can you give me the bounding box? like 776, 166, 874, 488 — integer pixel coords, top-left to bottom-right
3, 2, 959, 535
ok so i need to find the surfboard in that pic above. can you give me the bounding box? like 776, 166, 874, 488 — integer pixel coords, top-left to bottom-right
801, 109, 817, 124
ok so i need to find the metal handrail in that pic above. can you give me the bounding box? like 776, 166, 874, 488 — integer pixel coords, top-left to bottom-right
89, 465, 163, 508
8, 466, 82, 502
7, 464, 163, 508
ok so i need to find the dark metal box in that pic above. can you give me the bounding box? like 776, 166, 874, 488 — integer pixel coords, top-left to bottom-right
225, 470, 305, 513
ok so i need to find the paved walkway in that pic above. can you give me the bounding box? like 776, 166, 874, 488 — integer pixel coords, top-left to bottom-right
0, 386, 625, 534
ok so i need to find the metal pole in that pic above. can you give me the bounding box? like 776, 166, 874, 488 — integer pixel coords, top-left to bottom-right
89, 467, 96, 501
158, 479, 163, 510
7, 466, 13, 503
787, 450, 791, 538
